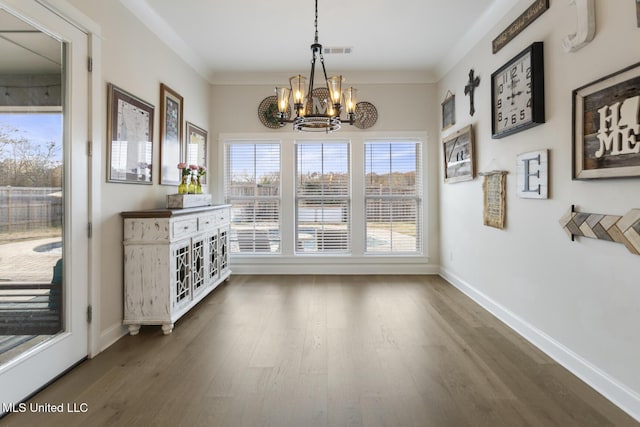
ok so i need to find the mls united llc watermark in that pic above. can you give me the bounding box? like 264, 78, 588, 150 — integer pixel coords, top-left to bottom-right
3, 402, 88, 414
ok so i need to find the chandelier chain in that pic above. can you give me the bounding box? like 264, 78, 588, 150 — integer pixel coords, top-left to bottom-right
314, 0, 319, 44
273, 0, 358, 132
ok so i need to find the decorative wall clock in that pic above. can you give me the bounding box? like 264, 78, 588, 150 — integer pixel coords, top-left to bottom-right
491, 41, 545, 139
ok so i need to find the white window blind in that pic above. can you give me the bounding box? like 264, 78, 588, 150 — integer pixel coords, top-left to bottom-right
224, 142, 280, 254
295, 142, 350, 253
364, 141, 421, 253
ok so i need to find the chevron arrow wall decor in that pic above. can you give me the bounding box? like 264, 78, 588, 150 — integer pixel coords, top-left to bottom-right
559, 206, 640, 255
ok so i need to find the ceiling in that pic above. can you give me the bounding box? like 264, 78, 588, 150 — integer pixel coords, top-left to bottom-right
122, 0, 522, 84
0, 9, 61, 74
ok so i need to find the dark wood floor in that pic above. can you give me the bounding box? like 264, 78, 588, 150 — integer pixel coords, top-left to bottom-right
2, 275, 637, 426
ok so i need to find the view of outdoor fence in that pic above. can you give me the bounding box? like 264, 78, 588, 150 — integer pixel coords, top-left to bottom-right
0, 187, 62, 234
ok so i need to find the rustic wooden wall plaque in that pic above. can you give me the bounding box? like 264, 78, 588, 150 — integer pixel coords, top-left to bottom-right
492, 0, 549, 54
560, 206, 640, 255
443, 125, 475, 183
480, 170, 508, 229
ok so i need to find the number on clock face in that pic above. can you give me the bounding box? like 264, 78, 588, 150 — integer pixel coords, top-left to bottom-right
494, 53, 532, 133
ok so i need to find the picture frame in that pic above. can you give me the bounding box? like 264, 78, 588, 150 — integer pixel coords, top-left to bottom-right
185, 121, 208, 185
442, 124, 475, 183
159, 83, 184, 185
572, 62, 640, 179
441, 91, 455, 130
106, 83, 154, 184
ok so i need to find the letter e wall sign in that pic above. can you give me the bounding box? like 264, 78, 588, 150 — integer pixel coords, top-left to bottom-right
517, 150, 548, 199
573, 62, 640, 179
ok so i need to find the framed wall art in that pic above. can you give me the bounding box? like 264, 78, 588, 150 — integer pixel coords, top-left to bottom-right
159, 83, 184, 185
185, 121, 208, 185
572, 62, 640, 179
441, 91, 455, 130
106, 83, 154, 184
442, 124, 475, 183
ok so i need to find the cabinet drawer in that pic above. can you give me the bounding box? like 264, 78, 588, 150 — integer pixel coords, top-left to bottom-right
215, 209, 230, 226
198, 215, 217, 232
172, 218, 197, 239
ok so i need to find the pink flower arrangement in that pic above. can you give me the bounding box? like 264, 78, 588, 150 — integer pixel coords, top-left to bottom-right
177, 162, 191, 177
177, 163, 206, 178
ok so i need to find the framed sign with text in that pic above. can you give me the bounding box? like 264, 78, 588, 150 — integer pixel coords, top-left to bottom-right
492, 0, 549, 54
480, 170, 508, 229
572, 62, 640, 179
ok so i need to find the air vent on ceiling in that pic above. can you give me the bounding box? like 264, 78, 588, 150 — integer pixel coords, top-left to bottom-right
323, 46, 353, 55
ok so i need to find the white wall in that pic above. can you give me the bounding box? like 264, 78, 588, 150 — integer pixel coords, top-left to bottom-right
66, 0, 211, 350
49, 0, 640, 418
210, 83, 442, 272
438, 0, 640, 418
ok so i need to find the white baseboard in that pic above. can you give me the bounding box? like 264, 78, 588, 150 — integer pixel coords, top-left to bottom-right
229, 255, 437, 275
439, 267, 640, 423
231, 262, 439, 275
97, 322, 128, 355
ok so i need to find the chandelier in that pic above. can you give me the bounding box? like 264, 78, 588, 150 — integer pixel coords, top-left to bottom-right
274, 0, 357, 132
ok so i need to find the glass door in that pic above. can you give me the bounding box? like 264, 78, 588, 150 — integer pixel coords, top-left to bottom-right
0, 0, 88, 411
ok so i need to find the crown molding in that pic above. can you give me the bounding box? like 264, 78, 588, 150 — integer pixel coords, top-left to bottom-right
119, 0, 214, 83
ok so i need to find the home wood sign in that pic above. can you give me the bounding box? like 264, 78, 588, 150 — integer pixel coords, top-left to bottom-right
572, 62, 640, 179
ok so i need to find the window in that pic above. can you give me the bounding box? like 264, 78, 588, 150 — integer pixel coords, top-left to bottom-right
295, 142, 350, 253
224, 142, 280, 254
365, 141, 421, 253
222, 134, 425, 262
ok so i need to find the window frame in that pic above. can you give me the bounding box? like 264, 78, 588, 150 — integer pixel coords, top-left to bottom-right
363, 139, 423, 255
223, 140, 282, 255
219, 131, 428, 270
294, 140, 352, 255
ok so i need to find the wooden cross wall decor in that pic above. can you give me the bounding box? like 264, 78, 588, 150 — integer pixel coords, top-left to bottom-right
464, 69, 480, 116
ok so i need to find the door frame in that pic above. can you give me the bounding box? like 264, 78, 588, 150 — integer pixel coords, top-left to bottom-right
0, 0, 102, 406
36, 0, 103, 358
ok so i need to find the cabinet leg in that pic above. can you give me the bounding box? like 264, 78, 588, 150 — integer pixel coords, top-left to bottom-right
161, 323, 174, 335
128, 324, 141, 336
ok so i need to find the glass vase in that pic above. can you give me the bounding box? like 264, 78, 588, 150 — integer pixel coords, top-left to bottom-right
188, 175, 197, 194
196, 176, 202, 194
178, 176, 188, 194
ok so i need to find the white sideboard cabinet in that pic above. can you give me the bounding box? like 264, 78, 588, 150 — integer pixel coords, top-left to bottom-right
121, 205, 231, 335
